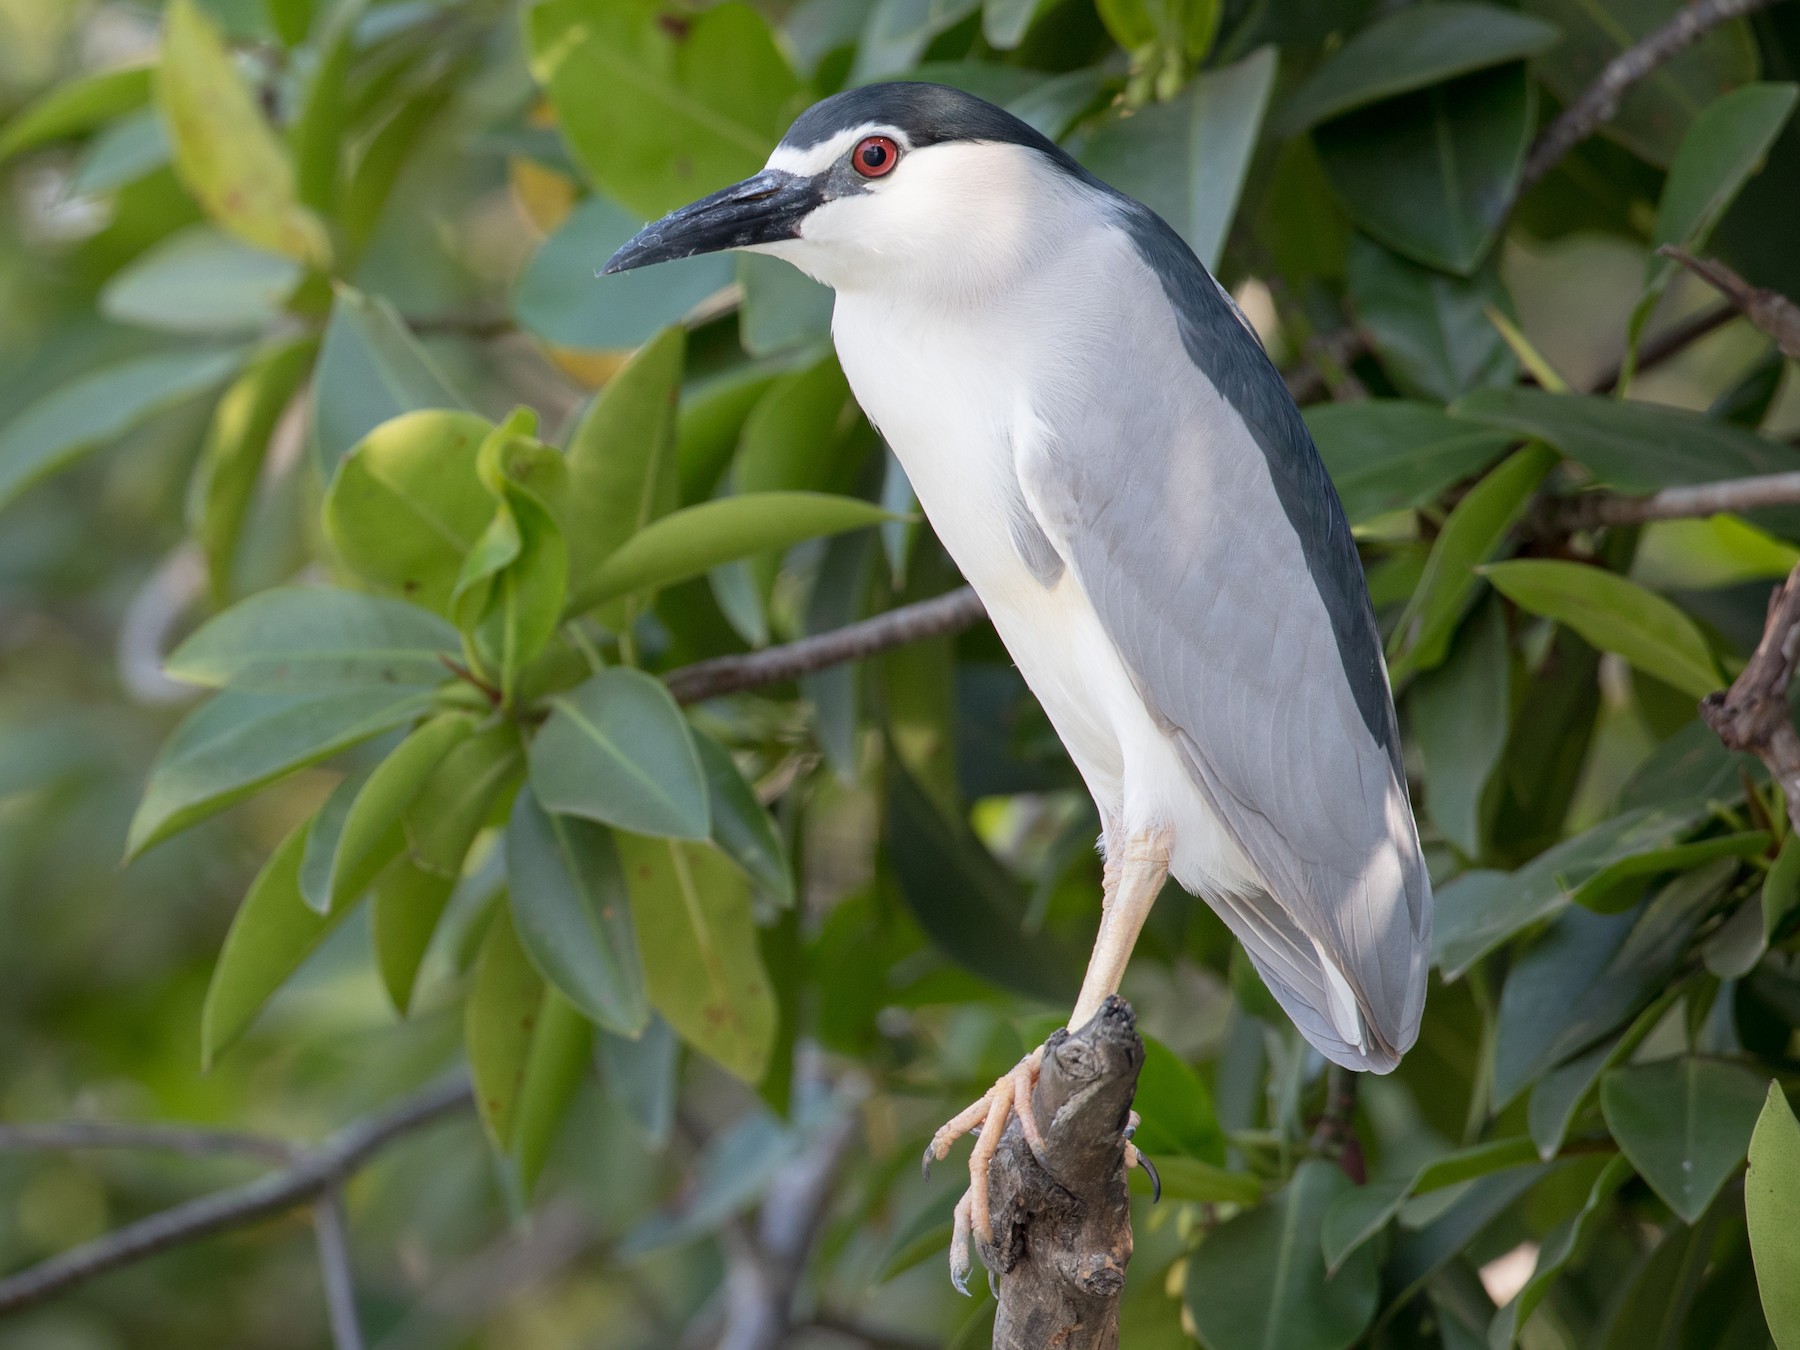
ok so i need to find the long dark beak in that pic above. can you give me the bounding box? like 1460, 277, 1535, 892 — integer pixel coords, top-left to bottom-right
601, 169, 822, 275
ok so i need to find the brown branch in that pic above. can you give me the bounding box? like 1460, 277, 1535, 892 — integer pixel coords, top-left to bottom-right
1589, 301, 1738, 393
1660, 247, 1800, 359
1555, 471, 1800, 529
1702, 562, 1800, 833
978, 996, 1144, 1350
1520, 0, 1786, 193
662, 586, 987, 705
0, 1075, 471, 1315
0, 1121, 295, 1163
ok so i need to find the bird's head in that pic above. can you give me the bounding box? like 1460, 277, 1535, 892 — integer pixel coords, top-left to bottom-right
601, 83, 1086, 296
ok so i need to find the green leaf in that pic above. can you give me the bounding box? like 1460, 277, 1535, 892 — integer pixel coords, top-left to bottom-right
1596, 1200, 1722, 1350
528, 668, 709, 840
1490, 1154, 1635, 1348
512, 990, 592, 1195
737, 254, 834, 358
71, 110, 169, 194
466, 905, 544, 1152
1305, 400, 1513, 527
507, 787, 648, 1036
1433, 800, 1720, 977
514, 196, 735, 352
617, 833, 776, 1083
1481, 560, 1723, 700
126, 687, 433, 860
1187, 1159, 1379, 1350
1410, 597, 1509, 857
983, 0, 1047, 49
1524, 0, 1761, 167
1132, 1037, 1225, 1165
1494, 861, 1732, 1107
289, 0, 360, 214
322, 409, 496, 617
1151, 1156, 1263, 1206
527, 0, 802, 219
1602, 1057, 1769, 1223
1346, 235, 1519, 402
563, 326, 684, 592
309, 712, 476, 914
1746, 1082, 1800, 1349
855, 0, 983, 83
186, 337, 316, 606
201, 816, 356, 1068
311, 286, 468, 476
598, 1015, 679, 1146
884, 752, 1079, 1002
1079, 46, 1276, 270
1388, 443, 1555, 682
167, 586, 459, 692
0, 347, 245, 516
694, 732, 793, 909
1450, 387, 1800, 495
0, 64, 153, 161
1764, 833, 1800, 942
1316, 64, 1533, 275
566, 492, 893, 614
1321, 1137, 1540, 1274
158, 0, 330, 266
374, 725, 522, 1012
100, 225, 303, 335
450, 414, 569, 698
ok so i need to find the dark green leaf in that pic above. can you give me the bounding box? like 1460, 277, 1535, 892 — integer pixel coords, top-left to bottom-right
1345, 235, 1519, 402
568, 492, 892, 614
1745, 1082, 1800, 1348
617, 833, 776, 1083
167, 586, 458, 692
1602, 1057, 1768, 1223
1305, 400, 1512, 525
528, 668, 709, 840
322, 409, 495, 616
311, 286, 468, 476
0, 347, 244, 516
1278, 4, 1558, 134
1597, 1200, 1722, 1350
1132, 1037, 1226, 1164
738, 254, 834, 358
1316, 64, 1533, 275
507, 787, 648, 1036
127, 687, 433, 859
1186, 1159, 1379, 1350
1079, 46, 1277, 269
1490, 1154, 1634, 1348
694, 732, 793, 908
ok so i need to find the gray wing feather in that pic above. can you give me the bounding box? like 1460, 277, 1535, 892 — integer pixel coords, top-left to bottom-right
1018, 206, 1430, 1071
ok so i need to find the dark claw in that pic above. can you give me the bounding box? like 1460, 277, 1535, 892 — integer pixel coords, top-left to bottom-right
922, 1146, 935, 1182
1140, 1151, 1161, 1204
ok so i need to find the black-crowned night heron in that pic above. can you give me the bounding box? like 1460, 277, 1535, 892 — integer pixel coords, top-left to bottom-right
606, 82, 1431, 1280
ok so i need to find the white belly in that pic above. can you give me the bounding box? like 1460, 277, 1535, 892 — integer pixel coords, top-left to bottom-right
831, 293, 1255, 897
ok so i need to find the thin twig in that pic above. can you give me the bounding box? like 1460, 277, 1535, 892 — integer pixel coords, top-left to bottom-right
312, 1190, 365, 1350
0, 1121, 295, 1163
1701, 562, 1800, 834
1520, 0, 1786, 193
0, 1075, 471, 1315
1659, 247, 1800, 358
1556, 471, 1800, 529
1589, 301, 1738, 393
663, 586, 987, 705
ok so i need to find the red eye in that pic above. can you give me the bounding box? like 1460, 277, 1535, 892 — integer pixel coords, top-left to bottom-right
852, 135, 900, 178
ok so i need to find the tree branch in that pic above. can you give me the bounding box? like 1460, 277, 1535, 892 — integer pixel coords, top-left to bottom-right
1589, 301, 1738, 393
1519, 0, 1785, 194
0, 1121, 295, 1163
0, 1075, 471, 1315
1555, 471, 1800, 529
663, 586, 987, 705
312, 1189, 365, 1350
979, 996, 1144, 1350
1701, 562, 1800, 833
1659, 246, 1800, 359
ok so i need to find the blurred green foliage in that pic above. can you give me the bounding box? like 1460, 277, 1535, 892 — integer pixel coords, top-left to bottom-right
2, 0, 1800, 1347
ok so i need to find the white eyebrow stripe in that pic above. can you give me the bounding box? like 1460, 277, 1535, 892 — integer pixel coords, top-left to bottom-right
766, 123, 907, 176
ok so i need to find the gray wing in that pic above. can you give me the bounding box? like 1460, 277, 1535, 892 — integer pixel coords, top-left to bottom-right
1019, 206, 1430, 1072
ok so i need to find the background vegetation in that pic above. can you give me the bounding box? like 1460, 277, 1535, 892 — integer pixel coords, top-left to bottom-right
2, 0, 1800, 1346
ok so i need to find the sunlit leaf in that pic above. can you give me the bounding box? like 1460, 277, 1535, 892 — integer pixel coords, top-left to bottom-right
1746, 1082, 1800, 1348
0, 64, 152, 161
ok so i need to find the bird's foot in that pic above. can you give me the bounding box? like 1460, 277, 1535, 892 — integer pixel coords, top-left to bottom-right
926, 1047, 1048, 1294
1124, 1110, 1160, 1202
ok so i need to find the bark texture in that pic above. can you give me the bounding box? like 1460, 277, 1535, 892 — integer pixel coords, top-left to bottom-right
980, 995, 1144, 1350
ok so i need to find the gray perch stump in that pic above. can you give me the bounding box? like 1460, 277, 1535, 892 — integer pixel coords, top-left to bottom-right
979, 994, 1145, 1350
